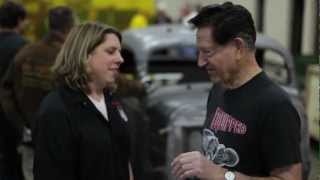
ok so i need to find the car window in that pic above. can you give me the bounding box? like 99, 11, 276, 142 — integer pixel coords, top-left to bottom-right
256, 48, 289, 85
148, 46, 208, 83
120, 48, 138, 79
152, 46, 197, 60
121, 46, 290, 86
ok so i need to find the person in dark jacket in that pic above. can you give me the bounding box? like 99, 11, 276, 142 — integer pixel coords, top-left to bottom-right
0, 6, 76, 180
0, 1, 27, 179
0, 1, 27, 78
33, 22, 134, 180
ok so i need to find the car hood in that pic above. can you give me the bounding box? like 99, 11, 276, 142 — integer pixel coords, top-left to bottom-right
147, 82, 212, 126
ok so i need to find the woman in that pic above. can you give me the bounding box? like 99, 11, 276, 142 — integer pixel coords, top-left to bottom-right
33, 22, 134, 180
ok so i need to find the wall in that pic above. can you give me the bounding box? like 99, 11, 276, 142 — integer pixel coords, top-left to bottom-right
157, 0, 316, 55
302, 0, 317, 55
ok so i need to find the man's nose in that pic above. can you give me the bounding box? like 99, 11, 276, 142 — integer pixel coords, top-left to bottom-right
197, 53, 208, 67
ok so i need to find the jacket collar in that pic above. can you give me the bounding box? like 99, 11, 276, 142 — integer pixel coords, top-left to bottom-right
57, 84, 115, 108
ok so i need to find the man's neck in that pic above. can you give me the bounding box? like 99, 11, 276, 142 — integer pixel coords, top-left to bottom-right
230, 66, 262, 89
224, 55, 262, 89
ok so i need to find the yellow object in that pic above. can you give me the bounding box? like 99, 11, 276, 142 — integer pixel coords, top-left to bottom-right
91, 0, 155, 15
91, 0, 114, 8
24, 2, 39, 13
129, 13, 148, 29
51, 0, 67, 6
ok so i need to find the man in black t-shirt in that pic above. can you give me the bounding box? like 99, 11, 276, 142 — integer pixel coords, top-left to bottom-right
171, 2, 302, 180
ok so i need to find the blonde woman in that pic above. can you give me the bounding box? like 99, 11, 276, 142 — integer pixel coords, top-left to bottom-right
33, 22, 134, 180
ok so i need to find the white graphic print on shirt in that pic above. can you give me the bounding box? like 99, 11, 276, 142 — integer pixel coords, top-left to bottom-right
202, 107, 247, 167
202, 129, 239, 167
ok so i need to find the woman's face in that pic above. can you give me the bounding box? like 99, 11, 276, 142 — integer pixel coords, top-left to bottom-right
87, 33, 123, 90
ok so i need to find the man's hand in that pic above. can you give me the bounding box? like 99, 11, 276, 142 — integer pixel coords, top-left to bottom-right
171, 151, 225, 180
171, 151, 302, 180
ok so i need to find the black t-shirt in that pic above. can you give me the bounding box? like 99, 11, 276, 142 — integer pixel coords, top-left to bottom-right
203, 71, 301, 176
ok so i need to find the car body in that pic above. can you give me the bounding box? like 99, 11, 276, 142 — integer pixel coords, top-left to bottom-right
121, 24, 310, 180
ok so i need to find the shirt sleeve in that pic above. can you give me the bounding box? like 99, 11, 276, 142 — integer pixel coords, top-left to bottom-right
260, 97, 301, 172
33, 103, 78, 180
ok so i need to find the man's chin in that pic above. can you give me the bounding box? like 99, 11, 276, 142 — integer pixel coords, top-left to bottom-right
209, 76, 221, 84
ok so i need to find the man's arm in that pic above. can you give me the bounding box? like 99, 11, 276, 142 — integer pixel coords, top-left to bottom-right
171, 151, 302, 180
232, 163, 301, 180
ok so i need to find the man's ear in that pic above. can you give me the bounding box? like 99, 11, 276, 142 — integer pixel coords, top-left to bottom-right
233, 37, 246, 50
232, 37, 246, 59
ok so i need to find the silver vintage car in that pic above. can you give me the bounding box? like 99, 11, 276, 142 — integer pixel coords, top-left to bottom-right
121, 24, 310, 180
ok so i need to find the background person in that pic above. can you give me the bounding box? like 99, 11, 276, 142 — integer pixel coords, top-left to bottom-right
0, 1, 27, 179
1, 6, 76, 180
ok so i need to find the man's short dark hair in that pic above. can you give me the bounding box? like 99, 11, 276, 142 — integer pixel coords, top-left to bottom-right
0, 1, 26, 29
48, 6, 75, 33
189, 2, 256, 50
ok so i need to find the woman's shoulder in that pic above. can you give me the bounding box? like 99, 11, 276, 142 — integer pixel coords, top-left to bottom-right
39, 88, 66, 114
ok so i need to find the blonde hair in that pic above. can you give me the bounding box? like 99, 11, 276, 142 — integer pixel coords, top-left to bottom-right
51, 21, 121, 91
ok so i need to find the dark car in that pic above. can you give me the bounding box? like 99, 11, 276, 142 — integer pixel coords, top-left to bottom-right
121, 24, 310, 180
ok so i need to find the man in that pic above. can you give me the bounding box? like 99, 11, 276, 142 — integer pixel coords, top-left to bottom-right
1, 6, 76, 180
0, 1, 27, 78
171, 2, 302, 180
0, 1, 27, 179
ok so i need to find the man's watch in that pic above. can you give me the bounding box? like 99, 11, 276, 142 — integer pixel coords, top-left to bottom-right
224, 171, 236, 180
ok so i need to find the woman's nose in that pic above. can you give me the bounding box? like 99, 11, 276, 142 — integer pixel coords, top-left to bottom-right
117, 51, 124, 64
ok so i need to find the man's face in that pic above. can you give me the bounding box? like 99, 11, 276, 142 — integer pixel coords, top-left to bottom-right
196, 26, 240, 87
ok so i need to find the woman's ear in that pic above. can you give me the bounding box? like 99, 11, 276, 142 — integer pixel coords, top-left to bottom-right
87, 53, 92, 60
85, 54, 92, 73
